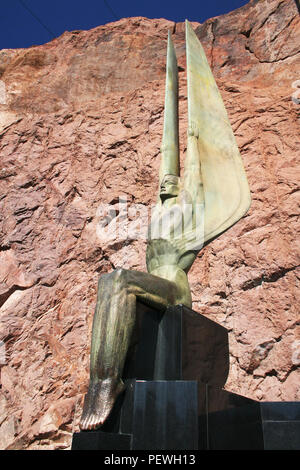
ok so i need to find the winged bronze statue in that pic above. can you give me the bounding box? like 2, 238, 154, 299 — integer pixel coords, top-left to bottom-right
79, 20, 251, 430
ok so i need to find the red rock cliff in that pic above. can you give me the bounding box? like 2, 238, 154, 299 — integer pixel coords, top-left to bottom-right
0, 0, 299, 449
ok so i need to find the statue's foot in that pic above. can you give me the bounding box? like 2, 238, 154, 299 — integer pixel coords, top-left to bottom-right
79, 378, 125, 430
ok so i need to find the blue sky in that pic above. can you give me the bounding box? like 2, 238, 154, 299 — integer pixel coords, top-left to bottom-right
0, 0, 249, 49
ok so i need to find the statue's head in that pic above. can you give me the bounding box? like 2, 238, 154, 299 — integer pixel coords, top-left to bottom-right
160, 174, 180, 200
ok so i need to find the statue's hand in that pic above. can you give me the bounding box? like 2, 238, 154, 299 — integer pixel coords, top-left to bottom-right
188, 120, 200, 138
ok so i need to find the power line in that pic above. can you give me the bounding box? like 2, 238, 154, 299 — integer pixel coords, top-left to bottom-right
18, 0, 56, 39
103, 0, 119, 21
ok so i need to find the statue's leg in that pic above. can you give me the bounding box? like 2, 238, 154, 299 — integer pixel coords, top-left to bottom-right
80, 269, 177, 430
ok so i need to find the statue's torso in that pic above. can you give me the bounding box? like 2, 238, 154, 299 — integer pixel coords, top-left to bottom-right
146, 192, 199, 274
146, 238, 194, 307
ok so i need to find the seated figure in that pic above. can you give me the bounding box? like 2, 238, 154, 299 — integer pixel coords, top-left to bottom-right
79, 21, 251, 431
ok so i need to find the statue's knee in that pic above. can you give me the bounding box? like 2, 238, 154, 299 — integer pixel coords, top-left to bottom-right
97, 268, 128, 289
114, 268, 127, 281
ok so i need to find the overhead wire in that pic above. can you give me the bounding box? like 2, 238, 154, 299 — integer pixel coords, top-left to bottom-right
18, 1, 119, 39
18, 0, 56, 39
103, 0, 119, 20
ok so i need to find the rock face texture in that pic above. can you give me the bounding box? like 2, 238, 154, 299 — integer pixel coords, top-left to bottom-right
0, 0, 299, 450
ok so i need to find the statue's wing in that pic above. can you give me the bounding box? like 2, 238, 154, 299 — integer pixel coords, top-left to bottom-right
159, 31, 180, 185
184, 20, 251, 247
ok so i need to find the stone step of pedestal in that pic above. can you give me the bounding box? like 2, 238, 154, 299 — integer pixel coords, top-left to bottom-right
71, 431, 132, 450
260, 402, 300, 450
121, 380, 199, 450
260, 401, 300, 421
71, 381, 300, 450
262, 421, 300, 450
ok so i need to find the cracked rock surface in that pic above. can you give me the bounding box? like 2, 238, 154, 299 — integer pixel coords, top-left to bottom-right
0, 0, 299, 450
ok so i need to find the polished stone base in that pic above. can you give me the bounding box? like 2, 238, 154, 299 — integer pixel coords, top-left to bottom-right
204, 385, 263, 449
206, 392, 300, 450
72, 380, 200, 450
71, 431, 131, 450
123, 304, 229, 387
261, 402, 300, 450
71, 380, 300, 450
73, 305, 299, 450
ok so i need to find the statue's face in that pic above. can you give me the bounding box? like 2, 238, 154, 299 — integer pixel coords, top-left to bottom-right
160, 175, 180, 200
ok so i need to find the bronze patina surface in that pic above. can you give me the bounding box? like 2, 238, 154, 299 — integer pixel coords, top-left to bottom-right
79, 21, 251, 431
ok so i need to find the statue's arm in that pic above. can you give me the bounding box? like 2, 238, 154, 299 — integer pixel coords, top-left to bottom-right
158, 32, 180, 192
183, 122, 204, 206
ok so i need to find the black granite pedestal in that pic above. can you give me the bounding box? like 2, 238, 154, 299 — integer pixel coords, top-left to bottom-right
72, 380, 300, 450
203, 388, 300, 450
72, 304, 300, 450
73, 380, 200, 450
261, 402, 300, 450
72, 431, 132, 451
123, 303, 229, 386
